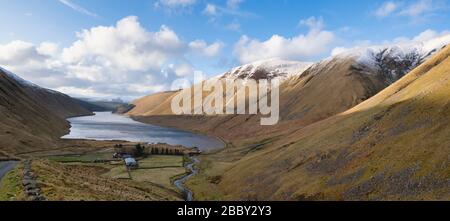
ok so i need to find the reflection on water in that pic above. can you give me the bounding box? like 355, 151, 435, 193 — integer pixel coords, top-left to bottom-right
62, 112, 224, 151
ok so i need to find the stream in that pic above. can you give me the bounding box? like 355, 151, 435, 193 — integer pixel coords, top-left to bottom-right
173, 156, 200, 201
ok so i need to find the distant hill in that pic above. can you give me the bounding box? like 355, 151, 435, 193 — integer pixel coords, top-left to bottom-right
0, 67, 92, 155
74, 98, 129, 112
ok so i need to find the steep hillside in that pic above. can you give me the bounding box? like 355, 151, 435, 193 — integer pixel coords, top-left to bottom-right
128, 37, 450, 144
0, 68, 92, 155
128, 59, 311, 117
189, 45, 450, 200
127, 91, 178, 116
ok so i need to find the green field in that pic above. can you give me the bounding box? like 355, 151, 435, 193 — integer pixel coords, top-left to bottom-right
0, 166, 26, 201
47, 154, 187, 192
138, 155, 184, 168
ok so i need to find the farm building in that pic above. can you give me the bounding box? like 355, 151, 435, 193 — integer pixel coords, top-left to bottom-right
124, 157, 138, 168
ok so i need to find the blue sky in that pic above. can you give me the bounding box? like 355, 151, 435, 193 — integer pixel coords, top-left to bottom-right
0, 0, 449, 100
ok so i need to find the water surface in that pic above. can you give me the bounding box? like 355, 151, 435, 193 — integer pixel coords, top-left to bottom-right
62, 112, 224, 151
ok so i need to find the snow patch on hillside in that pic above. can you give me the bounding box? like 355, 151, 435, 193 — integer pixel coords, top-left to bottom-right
0, 66, 61, 94
328, 34, 450, 83
334, 34, 450, 68
222, 58, 313, 81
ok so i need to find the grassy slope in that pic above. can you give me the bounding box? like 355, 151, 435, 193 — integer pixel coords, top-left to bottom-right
0, 164, 26, 201
187, 46, 450, 200
128, 56, 394, 146
0, 70, 92, 156
33, 160, 182, 201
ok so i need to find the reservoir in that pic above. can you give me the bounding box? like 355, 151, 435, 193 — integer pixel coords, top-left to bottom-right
62, 112, 224, 152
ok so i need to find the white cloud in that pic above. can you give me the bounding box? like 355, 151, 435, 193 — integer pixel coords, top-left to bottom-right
56, 86, 111, 99
37, 42, 60, 57
374, 1, 398, 18
227, 0, 244, 9
167, 62, 195, 77
155, 0, 197, 8
331, 29, 450, 56
331, 47, 351, 56
189, 40, 225, 57
62, 16, 184, 72
0, 16, 223, 100
233, 16, 335, 64
390, 29, 450, 51
0, 40, 46, 67
398, 0, 434, 17
203, 4, 218, 16
58, 0, 99, 18
226, 21, 241, 32
373, 0, 444, 19
298, 16, 324, 30
202, 1, 256, 18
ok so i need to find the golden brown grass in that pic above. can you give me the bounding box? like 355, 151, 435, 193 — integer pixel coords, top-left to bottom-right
141, 46, 450, 200
33, 160, 182, 201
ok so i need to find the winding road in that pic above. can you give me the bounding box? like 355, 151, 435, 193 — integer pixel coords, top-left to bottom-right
0, 161, 19, 182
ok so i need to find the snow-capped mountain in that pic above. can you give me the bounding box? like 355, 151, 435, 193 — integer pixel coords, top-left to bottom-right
332, 34, 450, 84
221, 58, 313, 82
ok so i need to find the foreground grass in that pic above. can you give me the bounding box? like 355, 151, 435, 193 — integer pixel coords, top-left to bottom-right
34, 160, 182, 201
47, 152, 114, 163
0, 164, 26, 201
112, 155, 186, 191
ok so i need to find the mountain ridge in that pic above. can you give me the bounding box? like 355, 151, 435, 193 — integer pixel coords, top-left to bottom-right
127, 37, 450, 144
186, 44, 450, 200
0, 67, 92, 155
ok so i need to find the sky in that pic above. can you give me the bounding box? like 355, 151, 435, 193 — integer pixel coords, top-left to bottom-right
0, 0, 449, 101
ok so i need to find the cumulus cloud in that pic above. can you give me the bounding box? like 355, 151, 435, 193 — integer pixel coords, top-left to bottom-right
331, 29, 450, 56
233, 16, 335, 64
389, 29, 450, 51
0, 16, 223, 100
165, 62, 196, 77
0, 40, 48, 68
37, 42, 60, 57
189, 40, 225, 57
62, 16, 184, 72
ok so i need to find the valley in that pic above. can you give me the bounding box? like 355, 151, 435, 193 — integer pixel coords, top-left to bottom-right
0, 34, 449, 201
126, 40, 450, 200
